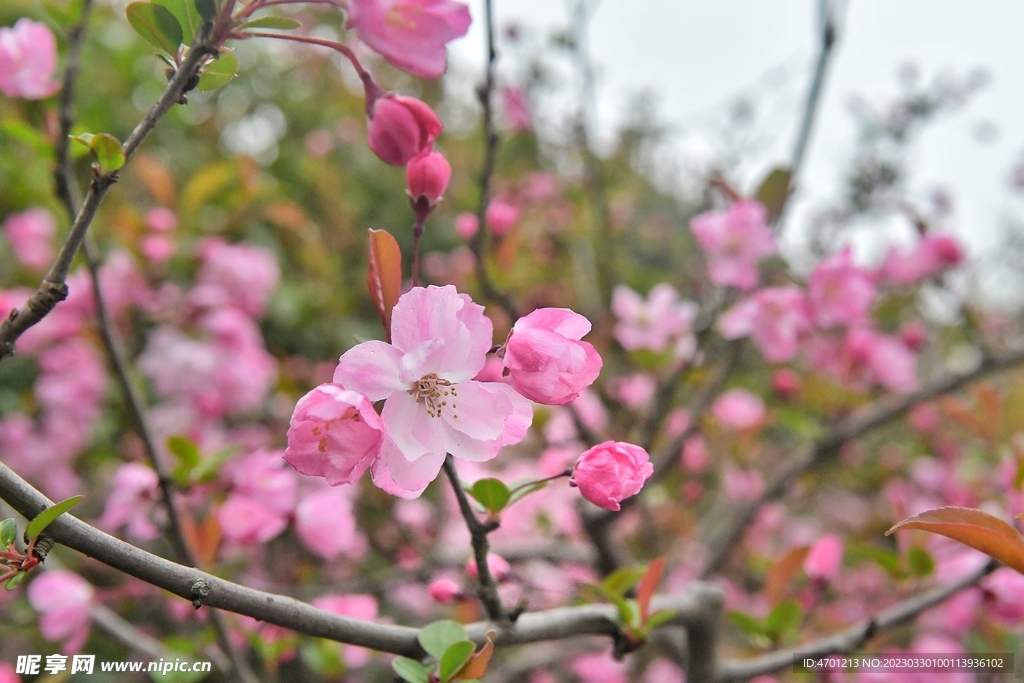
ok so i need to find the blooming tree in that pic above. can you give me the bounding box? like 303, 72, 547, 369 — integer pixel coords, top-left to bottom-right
0, 1, 1023, 682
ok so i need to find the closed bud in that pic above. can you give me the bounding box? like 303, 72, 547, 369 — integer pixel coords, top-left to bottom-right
366, 94, 443, 167
406, 151, 452, 206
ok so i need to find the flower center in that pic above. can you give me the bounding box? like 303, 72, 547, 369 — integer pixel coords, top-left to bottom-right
410, 373, 458, 419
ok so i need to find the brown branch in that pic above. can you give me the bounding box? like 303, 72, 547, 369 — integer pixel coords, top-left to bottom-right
0, 21, 220, 363
466, 0, 519, 322
0, 458, 725, 656
442, 456, 506, 622
699, 346, 1024, 577
716, 559, 997, 682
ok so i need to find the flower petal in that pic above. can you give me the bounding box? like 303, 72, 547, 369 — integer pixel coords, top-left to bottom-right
333, 341, 405, 400
381, 390, 444, 462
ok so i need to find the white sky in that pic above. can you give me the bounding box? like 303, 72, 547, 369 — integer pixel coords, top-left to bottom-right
448, 0, 1024, 284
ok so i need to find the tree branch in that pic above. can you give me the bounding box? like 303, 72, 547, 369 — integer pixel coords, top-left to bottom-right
699, 346, 1024, 577
0, 458, 725, 656
789, 0, 839, 188
716, 559, 997, 682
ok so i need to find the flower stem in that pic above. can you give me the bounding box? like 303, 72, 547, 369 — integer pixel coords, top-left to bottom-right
507, 469, 573, 498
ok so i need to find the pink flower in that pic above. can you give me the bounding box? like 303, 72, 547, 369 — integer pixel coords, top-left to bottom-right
3, 207, 55, 270
718, 286, 811, 362
804, 534, 843, 582
983, 567, 1024, 624
0, 662, 17, 683
808, 247, 876, 328
846, 328, 918, 394
145, 207, 178, 232
366, 94, 443, 166
502, 86, 531, 131
218, 449, 297, 544
711, 388, 765, 430
217, 494, 290, 544
140, 234, 175, 265
454, 212, 479, 239
570, 651, 629, 683
294, 486, 366, 560
98, 463, 161, 540
284, 384, 385, 486
348, 0, 471, 79
465, 553, 511, 581
570, 441, 653, 511
772, 368, 801, 397
879, 234, 965, 286
428, 577, 462, 602
690, 200, 777, 290
0, 19, 61, 99
502, 308, 602, 405
27, 571, 95, 654
484, 198, 520, 236
333, 285, 533, 496
190, 238, 280, 318
612, 283, 698, 354
406, 150, 452, 206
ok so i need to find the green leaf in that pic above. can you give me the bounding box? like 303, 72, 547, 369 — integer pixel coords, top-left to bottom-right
71, 132, 125, 173
469, 479, 510, 513
642, 608, 676, 631
439, 641, 475, 682
507, 481, 548, 506
755, 166, 792, 223
241, 16, 302, 30
0, 121, 54, 158
154, 0, 203, 44
25, 495, 84, 541
727, 610, 765, 637
0, 519, 16, 548
5, 571, 26, 591
392, 657, 430, 683
418, 620, 468, 661
195, 0, 217, 21
907, 546, 935, 577
191, 445, 237, 482
764, 599, 802, 641
197, 51, 238, 92
126, 2, 184, 55
168, 435, 201, 469
600, 566, 646, 597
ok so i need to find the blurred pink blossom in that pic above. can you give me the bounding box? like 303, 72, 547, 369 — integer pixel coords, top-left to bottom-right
140, 234, 175, 265
427, 577, 462, 602
3, 207, 55, 270
804, 534, 844, 582
502, 307, 602, 405
846, 328, 918, 394
348, 0, 470, 79
98, 462, 161, 540
612, 373, 657, 410
711, 388, 765, 429
502, 86, 532, 131
569, 651, 629, 683
772, 368, 801, 397
0, 19, 61, 99
145, 207, 178, 232
190, 238, 280, 318
878, 234, 965, 286
294, 486, 367, 560
723, 465, 764, 502
466, 553, 511, 581
454, 212, 479, 239
612, 283, 698, 354
570, 441, 653, 511
311, 594, 378, 667
982, 567, 1024, 624
718, 286, 811, 362
808, 247, 876, 328
690, 200, 776, 290
485, 197, 520, 236
27, 571, 95, 654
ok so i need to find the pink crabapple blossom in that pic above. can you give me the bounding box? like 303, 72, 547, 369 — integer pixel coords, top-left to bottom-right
454, 212, 479, 239
718, 286, 811, 362
27, 571, 95, 654
466, 553, 512, 581
0, 19, 61, 100
501, 307, 603, 405
405, 150, 452, 206
711, 388, 766, 430
611, 283, 698, 354
365, 93, 443, 167
804, 534, 844, 582
347, 0, 471, 79
484, 197, 521, 236
98, 462, 161, 540
2, 207, 56, 270
689, 199, 777, 290
333, 285, 533, 496
808, 246, 877, 328
570, 441, 653, 511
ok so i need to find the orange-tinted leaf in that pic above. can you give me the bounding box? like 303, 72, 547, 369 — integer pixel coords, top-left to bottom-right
181, 512, 222, 568
887, 506, 1024, 574
765, 545, 810, 606
454, 630, 496, 680
367, 229, 402, 342
636, 556, 665, 624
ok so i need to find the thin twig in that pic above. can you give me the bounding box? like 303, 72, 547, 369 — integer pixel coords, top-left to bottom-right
716, 559, 997, 682
0, 458, 725, 655
699, 346, 1024, 577
0, 22, 220, 363
442, 456, 506, 622
467, 0, 519, 322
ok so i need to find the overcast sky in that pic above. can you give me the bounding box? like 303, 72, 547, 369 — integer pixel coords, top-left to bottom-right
448, 0, 1024, 286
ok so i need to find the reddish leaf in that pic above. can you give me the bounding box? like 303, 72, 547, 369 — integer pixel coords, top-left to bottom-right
366, 229, 402, 342
454, 630, 496, 680
636, 556, 665, 624
765, 545, 810, 606
886, 506, 1024, 574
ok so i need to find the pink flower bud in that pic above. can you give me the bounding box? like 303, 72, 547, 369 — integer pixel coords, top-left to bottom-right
0, 19, 61, 100
466, 553, 511, 582
771, 369, 801, 397
485, 198, 520, 236
366, 94, 443, 167
283, 384, 385, 486
570, 441, 653, 511
428, 578, 462, 603
454, 212, 479, 239
406, 151, 452, 206
503, 308, 603, 405
803, 534, 843, 582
